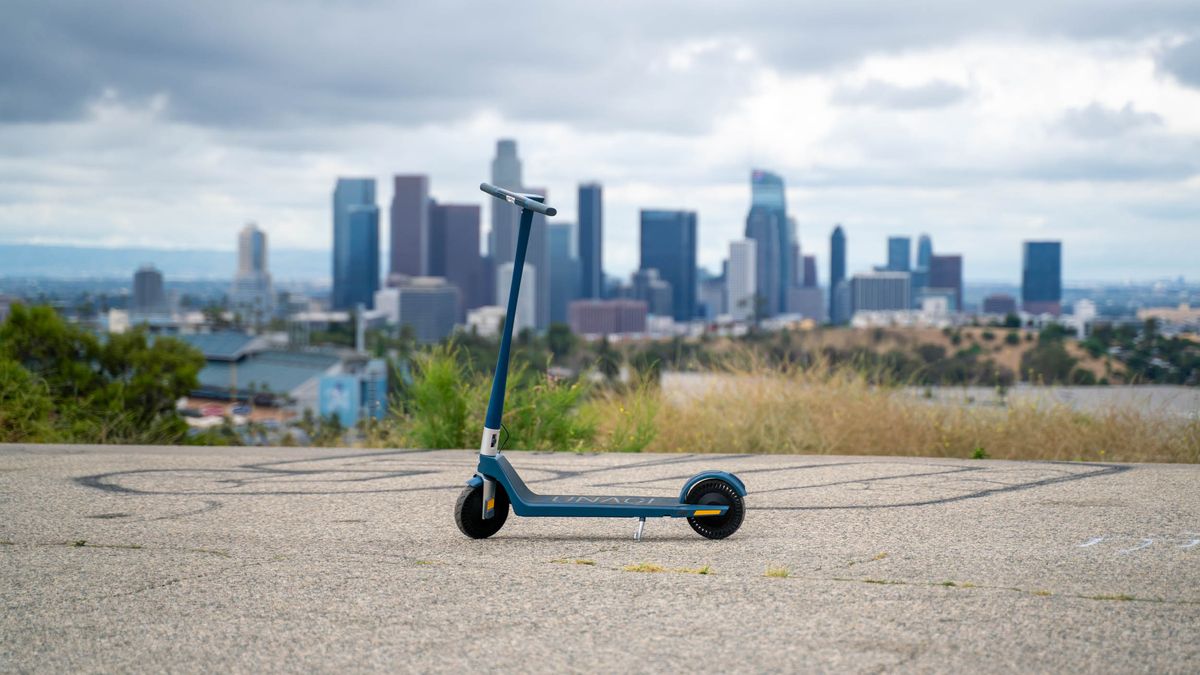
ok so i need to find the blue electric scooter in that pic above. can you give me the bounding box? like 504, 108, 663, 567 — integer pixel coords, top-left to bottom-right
455, 182, 747, 541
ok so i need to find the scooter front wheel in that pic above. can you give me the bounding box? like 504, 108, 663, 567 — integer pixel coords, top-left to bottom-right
455, 483, 509, 539
685, 479, 744, 540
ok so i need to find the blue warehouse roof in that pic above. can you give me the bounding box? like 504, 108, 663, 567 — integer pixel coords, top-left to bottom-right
196, 350, 341, 397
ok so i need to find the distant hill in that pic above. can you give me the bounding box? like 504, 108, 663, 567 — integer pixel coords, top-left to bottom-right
0, 244, 330, 281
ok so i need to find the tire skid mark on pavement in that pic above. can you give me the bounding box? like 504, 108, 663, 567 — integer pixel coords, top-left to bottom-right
70, 451, 1132, 518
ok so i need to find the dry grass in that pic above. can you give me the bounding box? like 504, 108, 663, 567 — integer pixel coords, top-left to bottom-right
598, 358, 1199, 463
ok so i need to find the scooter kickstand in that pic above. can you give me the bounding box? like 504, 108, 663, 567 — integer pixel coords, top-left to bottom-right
634, 517, 646, 542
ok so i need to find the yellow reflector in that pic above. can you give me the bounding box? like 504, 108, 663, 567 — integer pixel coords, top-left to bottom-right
693, 509, 722, 516
487, 498, 495, 510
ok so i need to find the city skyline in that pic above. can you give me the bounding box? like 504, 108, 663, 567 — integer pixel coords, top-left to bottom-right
2, 3, 1199, 283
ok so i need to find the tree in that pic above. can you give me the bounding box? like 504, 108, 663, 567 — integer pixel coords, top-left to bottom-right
0, 359, 55, 442
0, 304, 205, 444
0, 303, 101, 400
546, 323, 576, 360
1020, 340, 1077, 384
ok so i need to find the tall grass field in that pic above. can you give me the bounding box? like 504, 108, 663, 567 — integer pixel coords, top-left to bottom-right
367, 346, 1199, 464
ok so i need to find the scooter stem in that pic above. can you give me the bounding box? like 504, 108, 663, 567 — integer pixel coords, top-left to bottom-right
481, 206, 534, 455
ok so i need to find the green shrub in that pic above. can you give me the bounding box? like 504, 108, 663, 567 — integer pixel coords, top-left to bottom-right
402, 345, 478, 449
0, 359, 56, 442
503, 364, 596, 451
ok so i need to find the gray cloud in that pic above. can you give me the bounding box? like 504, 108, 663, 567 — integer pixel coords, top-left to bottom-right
1055, 102, 1164, 139
3, 0, 1199, 132
1160, 36, 1200, 88
831, 79, 969, 110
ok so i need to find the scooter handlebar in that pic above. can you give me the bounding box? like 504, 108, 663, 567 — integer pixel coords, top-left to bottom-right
479, 182, 557, 216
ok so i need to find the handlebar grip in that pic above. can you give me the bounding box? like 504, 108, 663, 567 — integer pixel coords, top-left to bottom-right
479, 182, 557, 216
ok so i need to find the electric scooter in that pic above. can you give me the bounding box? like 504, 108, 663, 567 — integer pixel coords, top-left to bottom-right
455, 182, 747, 541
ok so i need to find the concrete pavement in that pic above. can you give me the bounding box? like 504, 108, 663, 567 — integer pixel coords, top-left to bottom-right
1, 444, 1197, 672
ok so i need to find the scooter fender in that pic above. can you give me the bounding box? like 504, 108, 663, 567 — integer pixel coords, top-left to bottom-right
679, 471, 747, 501
466, 475, 484, 489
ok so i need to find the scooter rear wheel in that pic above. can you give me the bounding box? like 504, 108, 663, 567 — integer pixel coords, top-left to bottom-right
685, 479, 744, 540
455, 483, 510, 539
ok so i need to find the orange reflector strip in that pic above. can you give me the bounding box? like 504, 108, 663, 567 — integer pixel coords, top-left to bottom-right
693, 509, 722, 516
487, 498, 495, 510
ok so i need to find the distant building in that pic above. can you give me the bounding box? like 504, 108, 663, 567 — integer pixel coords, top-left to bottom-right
376, 277, 460, 343
912, 233, 933, 299
489, 139, 523, 266
568, 299, 647, 336
397, 278, 459, 343
548, 222, 579, 325
851, 271, 911, 312
727, 239, 757, 321
497, 262, 536, 333
928, 254, 963, 312
428, 202, 484, 316
697, 274, 725, 320
829, 225, 847, 324
319, 358, 388, 426
525, 186, 551, 329
132, 264, 167, 315
915, 287, 958, 315
466, 305, 507, 337
640, 209, 697, 321
744, 170, 790, 316
887, 237, 911, 272
787, 287, 824, 320
982, 293, 1018, 315
231, 222, 273, 314
630, 268, 673, 317
332, 178, 378, 310
802, 255, 818, 288
1022, 241, 1062, 316
578, 182, 603, 299
389, 175, 430, 277
831, 280, 851, 325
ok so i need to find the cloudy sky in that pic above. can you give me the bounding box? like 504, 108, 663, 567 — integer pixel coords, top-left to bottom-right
2, 0, 1199, 283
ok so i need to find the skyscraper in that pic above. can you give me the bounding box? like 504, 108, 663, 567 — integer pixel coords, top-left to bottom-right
489, 139, 523, 265
526, 186, 551, 329
389, 175, 429, 277
231, 222, 272, 313
630, 268, 673, 317
916, 234, 933, 270
1022, 241, 1063, 315
428, 202, 483, 317
132, 264, 166, 315
640, 209, 697, 322
887, 237, 911, 272
578, 182, 603, 299
912, 233, 933, 299
829, 225, 847, 324
727, 239, 757, 321
332, 177, 377, 310
928, 254, 963, 312
548, 222, 579, 324
802, 255, 818, 288
744, 170, 790, 316
497, 262, 536, 333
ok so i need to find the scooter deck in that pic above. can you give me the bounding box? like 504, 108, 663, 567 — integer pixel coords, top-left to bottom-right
477, 454, 729, 519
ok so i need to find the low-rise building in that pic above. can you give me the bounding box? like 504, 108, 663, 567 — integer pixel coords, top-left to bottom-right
568, 299, 647, 337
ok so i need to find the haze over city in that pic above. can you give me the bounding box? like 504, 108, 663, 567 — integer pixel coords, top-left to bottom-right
2, 1, 1199, 282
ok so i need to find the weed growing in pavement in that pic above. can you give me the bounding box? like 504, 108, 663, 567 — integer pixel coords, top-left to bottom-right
765, 566, 790, 578
623, 563, 666, 573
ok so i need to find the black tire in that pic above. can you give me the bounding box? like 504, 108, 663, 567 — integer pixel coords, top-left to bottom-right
455, 483, 509, 539
685, 479, 744, 540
